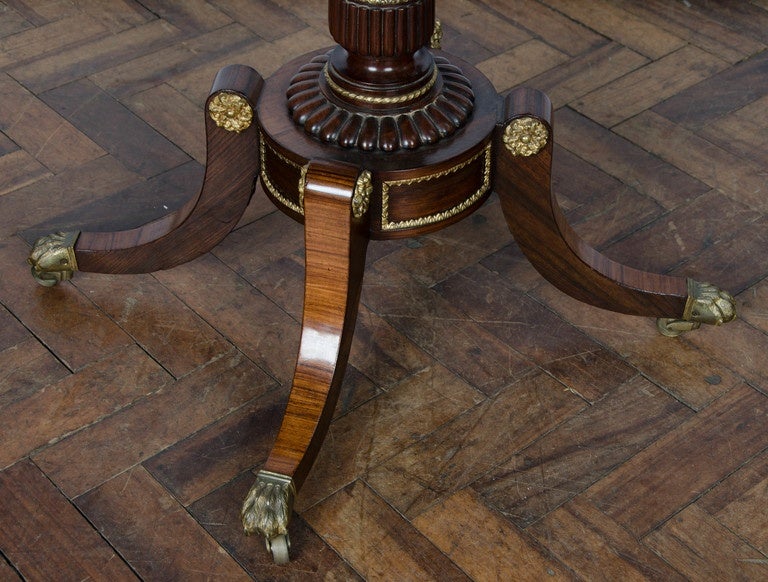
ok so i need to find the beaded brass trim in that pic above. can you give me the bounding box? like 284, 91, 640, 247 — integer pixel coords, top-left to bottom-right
260, 135, 305, 216
430, 19, 443, 49
381, 143, 492, 231
208, 92, 253, 133
324, 64, 438, 106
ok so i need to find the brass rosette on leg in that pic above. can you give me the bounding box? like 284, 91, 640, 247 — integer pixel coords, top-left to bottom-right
657, 279, 737, 337
208, 92, 253, 133
503, 116, 549, 157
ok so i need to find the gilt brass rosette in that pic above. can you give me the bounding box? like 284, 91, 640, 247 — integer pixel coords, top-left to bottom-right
208, 92, 253, 133
503, 116, 549, 156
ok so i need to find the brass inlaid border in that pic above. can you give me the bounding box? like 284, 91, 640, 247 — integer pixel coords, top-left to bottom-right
324, 64, 438, 106
381, 142, 492, 231
260, 134, 305, 216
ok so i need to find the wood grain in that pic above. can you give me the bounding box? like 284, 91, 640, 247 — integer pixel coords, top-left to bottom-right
2, 1, 766, 577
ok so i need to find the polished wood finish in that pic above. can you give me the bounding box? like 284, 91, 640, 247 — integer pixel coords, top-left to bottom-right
4, 0, 763, 577
263, 160, 369, 488
496, 87, 689, 316
75, 65, 262, 273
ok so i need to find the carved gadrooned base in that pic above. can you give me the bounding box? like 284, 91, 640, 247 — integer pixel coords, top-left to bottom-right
287, 52, 474, 151
258, 49, 498, 239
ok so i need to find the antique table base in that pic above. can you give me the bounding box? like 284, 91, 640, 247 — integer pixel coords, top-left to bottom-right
28, 0, 736, 564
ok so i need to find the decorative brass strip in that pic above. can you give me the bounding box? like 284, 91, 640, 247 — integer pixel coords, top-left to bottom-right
430, 19, 443, 49
324, 64, 438, 106
381, 142, 492, 231
259, 134, 305, 216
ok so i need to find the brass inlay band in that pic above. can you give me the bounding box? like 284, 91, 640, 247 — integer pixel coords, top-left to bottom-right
324, 64, 438, 106
381, 142, 492, 231
503, 116, 548, 157
208, 92, 253, 133
260, 134, 305, 216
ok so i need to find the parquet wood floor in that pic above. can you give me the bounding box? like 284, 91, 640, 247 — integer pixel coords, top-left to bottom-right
2, 1, 768, 580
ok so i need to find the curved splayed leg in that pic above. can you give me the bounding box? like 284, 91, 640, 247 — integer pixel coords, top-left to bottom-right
28, 65, 263, 282
494, 87, 735, 334
241, 160, 370, 563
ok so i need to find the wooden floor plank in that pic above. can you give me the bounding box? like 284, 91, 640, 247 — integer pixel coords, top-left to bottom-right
366, 370, 584, 519
0, 459, 137, 580
528, 496, 686, 581
77, 465, 251, 580
303, 480, 471, 581
538, 0, 687, 59
644, 504, 768, 580
586, 384, 768, 537
475, 374, 692, 528
41, 78, 191, 178
295, 364, 484, 512
32, 349, 274, 497
573, 45, 728, 127
412, 489, 571, 581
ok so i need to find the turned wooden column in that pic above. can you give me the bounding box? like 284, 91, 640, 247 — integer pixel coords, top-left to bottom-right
286, 0, 473, 152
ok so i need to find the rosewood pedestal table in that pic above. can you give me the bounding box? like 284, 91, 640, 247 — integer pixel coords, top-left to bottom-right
27, 0, 736, 564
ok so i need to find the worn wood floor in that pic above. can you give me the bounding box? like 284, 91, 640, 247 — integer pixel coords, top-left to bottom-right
2, 1, 768, 580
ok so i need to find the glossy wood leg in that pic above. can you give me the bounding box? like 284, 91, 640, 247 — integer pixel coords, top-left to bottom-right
29, 65, 263, 283
495, 88, 690, 318
241, 160, 370, 562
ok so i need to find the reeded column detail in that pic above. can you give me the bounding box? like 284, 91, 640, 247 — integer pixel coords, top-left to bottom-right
329, 0, 435, 57
286, 0, 473, 151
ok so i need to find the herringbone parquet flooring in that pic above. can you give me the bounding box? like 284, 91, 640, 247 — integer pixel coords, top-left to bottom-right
2, 1, 768, 580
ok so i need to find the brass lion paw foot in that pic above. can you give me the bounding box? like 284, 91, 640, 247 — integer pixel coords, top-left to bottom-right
241, 471, 295, 564
27, 231, 80, 286
657, 279, 737, 337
